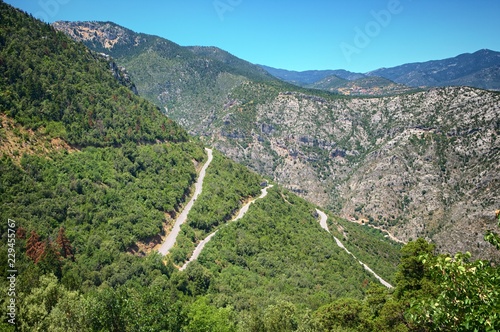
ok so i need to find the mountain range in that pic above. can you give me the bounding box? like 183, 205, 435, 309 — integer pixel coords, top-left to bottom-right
52, 20, 500, 261
261, 49, 500, 92
368, 49, 500, 89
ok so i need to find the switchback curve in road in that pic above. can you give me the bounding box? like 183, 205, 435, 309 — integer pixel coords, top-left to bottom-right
179, 185, 273, 271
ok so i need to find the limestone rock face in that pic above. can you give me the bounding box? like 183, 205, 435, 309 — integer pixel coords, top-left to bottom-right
208, 87, 500, 260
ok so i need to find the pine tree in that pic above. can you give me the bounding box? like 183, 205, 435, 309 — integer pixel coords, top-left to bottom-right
38, 238, 62, 277
56, 227, 74, 261
26, 230, 44, 262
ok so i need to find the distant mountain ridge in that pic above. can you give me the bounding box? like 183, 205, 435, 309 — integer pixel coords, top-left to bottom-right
306, 75, 414, 96
368, 49, 500, 89
258, 66, 415, 96
258, 65, 366, 85
261, 49, 500, 91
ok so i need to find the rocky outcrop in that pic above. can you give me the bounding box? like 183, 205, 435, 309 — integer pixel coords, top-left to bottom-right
107, 57, 138, 95
52, 21, 145, 51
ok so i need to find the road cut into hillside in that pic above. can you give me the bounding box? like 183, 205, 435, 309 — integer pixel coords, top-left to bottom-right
158, 148, 213, 255
315, 209, 393, 288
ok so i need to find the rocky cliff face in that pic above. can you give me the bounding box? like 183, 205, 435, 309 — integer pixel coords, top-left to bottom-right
52, 21, 146, 51
205, 85, 500, 260
101, 54, 139, 95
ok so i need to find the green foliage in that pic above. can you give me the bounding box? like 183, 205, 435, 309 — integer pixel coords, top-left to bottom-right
315, 297, 371, 331
372, 297, 409, 332
83, 286, 128, 332
183, 296, 236, 332
263, 300, 299, 332
184, 262, 214, 297
368, 225, 500, 332
43, 121, 67, 139
188, 151, 262, 232
18, 273, 87, 332
409, 252, 500, 331
1, 142, 201, 253
331, 216, 402, 285
0, 141, 205, 332
394, 238, 436, 300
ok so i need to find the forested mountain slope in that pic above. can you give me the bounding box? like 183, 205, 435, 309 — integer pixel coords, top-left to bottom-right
1, 22, 186, 147
52, 20, 277, 134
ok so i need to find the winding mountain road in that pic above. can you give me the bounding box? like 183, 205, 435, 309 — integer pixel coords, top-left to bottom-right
158, 148, 213, 256
315, 209, 393, 288
159, 154, 392, 287
179, 185, 273, 271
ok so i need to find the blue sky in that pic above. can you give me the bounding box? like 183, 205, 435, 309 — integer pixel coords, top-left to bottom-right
5, 0, 500, 72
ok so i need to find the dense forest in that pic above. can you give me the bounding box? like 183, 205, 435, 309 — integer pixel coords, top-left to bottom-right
1, 2, 499, 331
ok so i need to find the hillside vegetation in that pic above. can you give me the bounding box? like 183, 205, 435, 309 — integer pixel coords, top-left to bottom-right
1, 17, 186, 147
2, 3, 500, 331
0, 3, 403, 330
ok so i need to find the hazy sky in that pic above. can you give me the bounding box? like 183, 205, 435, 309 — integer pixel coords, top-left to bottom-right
5, 0, 500, 72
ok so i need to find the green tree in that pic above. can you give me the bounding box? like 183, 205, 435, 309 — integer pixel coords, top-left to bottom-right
374, 298, 409, 332
394, 238, 436, 300
185, 262, 213, 297
184, 296, 236, 332
314, 297, 371, 332
18, 274, 87, 332
83, 286, 127, 332
263, 300, 299, 332
408, 211, 500, 331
